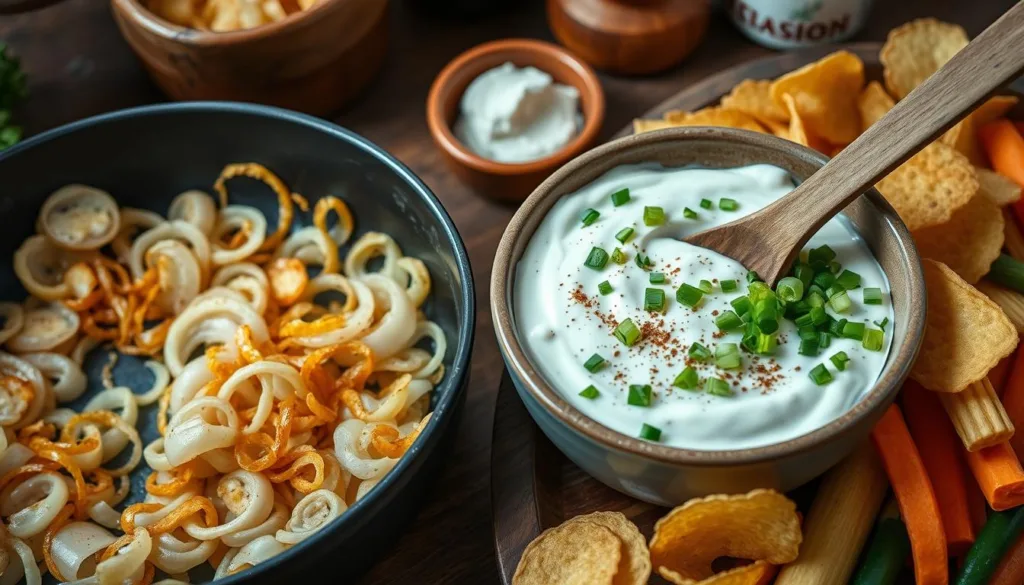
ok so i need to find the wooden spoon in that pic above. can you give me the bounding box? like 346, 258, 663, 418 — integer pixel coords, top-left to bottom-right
685, 4, 1024, 286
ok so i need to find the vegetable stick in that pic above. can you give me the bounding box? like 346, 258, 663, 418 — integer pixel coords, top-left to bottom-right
990, 533, 1024, 585
964, 442, 1024, 511
939, 378, 1015, 452
1002, 349, 1024, 458
903, 381, 976, 556
849, 499, 911, 585
871, 404, 948, 585
1003, 208, 1024, 261
955, 506, 1024, 585
978, 282, 1024, 335
979, 119, 1024, 189
774, 443, 887, 585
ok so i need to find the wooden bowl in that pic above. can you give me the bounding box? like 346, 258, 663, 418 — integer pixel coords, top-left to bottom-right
110, 0, 389, 116
547, 0, 711, 75
426, 39, 605, 203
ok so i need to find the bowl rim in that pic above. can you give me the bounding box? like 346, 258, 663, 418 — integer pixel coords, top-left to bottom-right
491, 126, 926, 466
109, 0, 348, 45
0, 101, 477, 582
426, 38, 606, 176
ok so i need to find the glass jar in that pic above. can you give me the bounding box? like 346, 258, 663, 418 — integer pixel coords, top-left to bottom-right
725, 0, 874, 50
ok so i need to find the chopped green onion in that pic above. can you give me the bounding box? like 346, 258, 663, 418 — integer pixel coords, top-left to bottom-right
818, 331, 831, 349
806, 291, 826, 309
706, 377, 733, 397
754, 332, 778, 355
747, 281, 773, 303
611, 188, 630, 206
808, 244, 836, 265
720, 198, 739, 211
583, 354, 606, 373
830, 318, 848, 338
830, 351, 850, 371
644, 288, 666, 312
676, 284, 704, 308
809, 363, 833, 385
584, 247, 609, 270
836, 269, 862, 290
829, 261, 842, 274
786, 300, 811, 318
746, 270, 761, 283
988, 254, 1024, 293
581, 209, 600, 227
813, 271, 836, 289
730, 295, 752, 316
598, 281, 613, 295
753, 298, 779, 334
741, 322, 758, 352
863, 287, 883, 305
720, 279, 738, 293
808, 283, 826, 298
611, 248, 627, 264
799, 337, 820, 356
700, 198, 713, 210
806, 306, 825, 326
842, 321, 865, 340
683, 207, 699, 219
613, 318, 641, 346
673, 367, 699, 390
643, 206, 666, 226
639, 423, 661, 441
649, 272, 666, 284
863, 328, 884, 351
829, 290, 852, 314
615, 227, 635, 244
698, 280, 713, 294
875, 317, 890, 331
794, 313, 814, 328
579, 385, 600, 399
689, 342, 712, 361
798, 325, 819, 341
715, 310, 743, 331
627, 384, 652, 407
776, 276, 805, 303
825, 283, 846, 299
794, 263, 814, 289
635, 253, 653, 269
715, 343, 742, 370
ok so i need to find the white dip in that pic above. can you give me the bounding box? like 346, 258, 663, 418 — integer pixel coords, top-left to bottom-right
453, 62, 582, 164
514, 164, 895, 451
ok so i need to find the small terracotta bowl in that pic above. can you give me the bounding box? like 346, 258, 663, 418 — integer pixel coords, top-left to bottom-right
426, 39, 605, 203
492, 127, 926, 505
110, 0, 389, 116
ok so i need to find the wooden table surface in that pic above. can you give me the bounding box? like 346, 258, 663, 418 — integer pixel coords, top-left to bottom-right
0, 1, 1015, 582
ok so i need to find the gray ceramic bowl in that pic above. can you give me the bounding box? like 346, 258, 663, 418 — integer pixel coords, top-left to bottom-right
491, 127, 925, 505
0, 102, 475, 583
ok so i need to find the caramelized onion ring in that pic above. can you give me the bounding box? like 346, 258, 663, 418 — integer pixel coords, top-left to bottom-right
168, 190, 217, 236
39, 185, 121, 251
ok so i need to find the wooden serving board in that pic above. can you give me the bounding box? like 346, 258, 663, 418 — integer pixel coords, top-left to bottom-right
491, 42, 1024, 584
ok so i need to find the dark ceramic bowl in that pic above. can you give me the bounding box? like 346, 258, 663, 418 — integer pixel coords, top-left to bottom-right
0, 102, 475, 583
492, 127, 925, 505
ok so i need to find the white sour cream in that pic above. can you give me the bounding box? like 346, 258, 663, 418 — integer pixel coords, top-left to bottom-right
453, 62, 582, 164
514, 164, 895, 451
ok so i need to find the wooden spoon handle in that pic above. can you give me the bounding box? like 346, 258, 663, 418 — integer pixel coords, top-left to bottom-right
756, 4, 1024, 270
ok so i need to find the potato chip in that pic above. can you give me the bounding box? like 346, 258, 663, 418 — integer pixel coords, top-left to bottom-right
910, 259, 1018, 392
768, 51, 864, 144
780, 94, 829, 153
720, 80, 789, 125
513, 520, 622, 585
857, 81, 895, 131
940, 117, 985, 166
633, 119, 677, 134
659, 562, 776, 585
913, 194, 1003, 284
977, 168, 1022, 206
649, 489, 801, 581
663, 107, 766, 133
881, 18, 968, 99
875, 141, 977, 231
759, 118, 788, 137
568, 512, 651, 585
973, 95, 1019, 127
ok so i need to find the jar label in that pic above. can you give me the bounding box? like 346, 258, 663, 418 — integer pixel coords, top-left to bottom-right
729, 0, 873, 50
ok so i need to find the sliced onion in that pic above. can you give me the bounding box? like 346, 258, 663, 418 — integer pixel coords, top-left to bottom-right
184, 470, 273, 541
129, 220, 211, 282
147, 240, 202, 315
0, 304, 24, 346
168, 190, 217, 236
277, 226, 335, 272
94, 527, 151, 585
111, 208, 165, 263
49, 522, 116, 581
169, 357, 214, 415
4, 538, 40, 585
39, 185, 121, 251
396, 257, 431, 307
344, 232, 403, 282
226, 534, 288, 574
211, 206, 267, 265
333, 419, 398, 481
5, 303, 80, 353
132, 360, 170, 407
0, 443, 34, 477
150, 529, 217, 574
220, 499, 288, 547
13, 236, 75, 301
212, 263, 269, 315
217, 360, 306, 433
20, 352, 87, 403
83, 387, 139, 462
285, 277, 375, 348
70, 336, 100, 366
275, 489, 346, 545
0, 352, 46, 430
359, 275, 417, 358
2, 472, 70, 538
164, 397, 239, 467
164, 294, 269, 376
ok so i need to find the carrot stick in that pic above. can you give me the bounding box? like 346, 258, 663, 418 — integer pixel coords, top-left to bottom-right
1002, 349, 1024, 458
964, 442, 1024, 511
871, 404, 948, 585
903, 381, 976, 556
991, 533, 1024, 585
980, 119, 1024, 188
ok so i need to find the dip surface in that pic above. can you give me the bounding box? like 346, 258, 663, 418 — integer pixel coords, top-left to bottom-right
453, 62, 581, 164
514, 164, 894, 450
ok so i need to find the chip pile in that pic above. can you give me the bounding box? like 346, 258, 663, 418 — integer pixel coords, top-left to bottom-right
146, 0, 319, 31
512, 490, 801, 585
634, 17, 1023, 392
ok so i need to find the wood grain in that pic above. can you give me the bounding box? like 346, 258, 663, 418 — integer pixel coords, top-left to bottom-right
685, 3, 1024, 285
0, 1, 1016, 583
